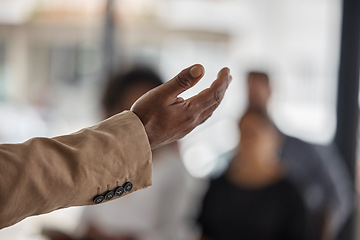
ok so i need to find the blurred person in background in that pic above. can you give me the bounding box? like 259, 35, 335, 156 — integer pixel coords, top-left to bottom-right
197, 109, 308, 240
246, 71, 352, 240
73, 67, 193, 240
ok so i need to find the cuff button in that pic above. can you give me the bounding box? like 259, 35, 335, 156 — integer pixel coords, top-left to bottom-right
124, 182, 133, 193
105, 190, 115, 201
93, 195, 104, 204
115, 186, 125, 197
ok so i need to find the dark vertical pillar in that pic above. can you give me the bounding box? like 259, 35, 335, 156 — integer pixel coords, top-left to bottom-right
335, 0, 360, 239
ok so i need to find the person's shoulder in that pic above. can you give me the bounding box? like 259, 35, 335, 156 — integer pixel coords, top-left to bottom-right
281, 134, 319, 159
283, 134, 313, 148
205, 174, 231, 193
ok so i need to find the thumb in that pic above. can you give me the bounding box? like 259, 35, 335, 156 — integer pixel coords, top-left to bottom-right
161, 64, 205, 98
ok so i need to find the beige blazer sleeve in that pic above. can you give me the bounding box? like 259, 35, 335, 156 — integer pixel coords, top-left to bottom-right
0, 111, 152, 229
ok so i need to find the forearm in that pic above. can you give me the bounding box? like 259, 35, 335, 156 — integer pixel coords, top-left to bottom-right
0, 111, 152, 229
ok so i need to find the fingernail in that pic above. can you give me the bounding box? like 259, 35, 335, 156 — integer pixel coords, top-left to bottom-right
218, 67, 230, 78
190, 65, 202, 78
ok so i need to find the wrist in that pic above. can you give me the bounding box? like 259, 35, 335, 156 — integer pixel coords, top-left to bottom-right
130, 110, 154, 149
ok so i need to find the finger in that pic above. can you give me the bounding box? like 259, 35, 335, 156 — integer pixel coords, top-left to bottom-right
198, 103, 219, 125
211, 67, 231, 92
160, 64, 205, 99
187, 67, 231, 110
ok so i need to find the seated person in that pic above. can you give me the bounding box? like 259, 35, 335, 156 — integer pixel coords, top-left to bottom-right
247, 71, 352, 239
197, 109, 308, 240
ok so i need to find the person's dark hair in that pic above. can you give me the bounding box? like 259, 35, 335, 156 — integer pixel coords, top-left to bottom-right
102, 67, 163, 113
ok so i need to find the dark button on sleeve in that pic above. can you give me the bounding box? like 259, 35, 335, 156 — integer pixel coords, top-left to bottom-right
105, 190, 115, 201
115, 186, 125, 197
124, 182, 133, 193
93, 195, 104, 204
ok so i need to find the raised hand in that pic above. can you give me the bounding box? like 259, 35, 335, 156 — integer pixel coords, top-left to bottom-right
131, 64, 232, 149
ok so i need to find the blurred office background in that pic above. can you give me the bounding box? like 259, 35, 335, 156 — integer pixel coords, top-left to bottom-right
0, 0, 358, 239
